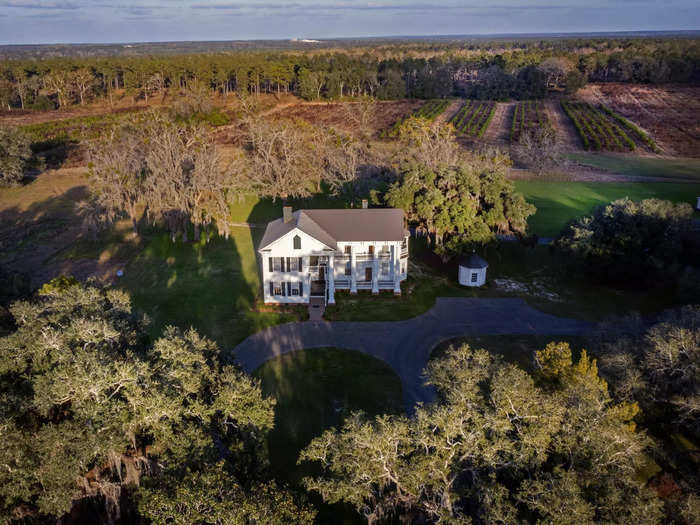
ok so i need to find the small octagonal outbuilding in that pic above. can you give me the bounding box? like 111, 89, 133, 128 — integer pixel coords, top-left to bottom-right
458, 253, 488, 287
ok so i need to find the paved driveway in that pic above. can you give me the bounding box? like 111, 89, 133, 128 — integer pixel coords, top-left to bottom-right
233, 298, 593, 412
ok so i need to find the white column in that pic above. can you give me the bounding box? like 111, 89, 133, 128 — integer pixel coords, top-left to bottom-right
371, 249, 379, 294
328, 254, 335, 304
350, 246, 357, 294
262, 253, 271, 303
392, 244, 401, 295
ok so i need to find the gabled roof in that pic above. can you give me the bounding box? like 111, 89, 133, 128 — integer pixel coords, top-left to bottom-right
459, 254, 488, 269
258, 208, 406, 250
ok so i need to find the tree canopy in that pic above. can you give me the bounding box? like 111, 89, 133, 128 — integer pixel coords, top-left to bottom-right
0, 278, 312, 523
385, 121, 535, 258
300, 342, 662, 524
556, 198, 694, 285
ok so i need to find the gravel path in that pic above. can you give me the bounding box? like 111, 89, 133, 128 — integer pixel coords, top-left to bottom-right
233, 297, 593, 412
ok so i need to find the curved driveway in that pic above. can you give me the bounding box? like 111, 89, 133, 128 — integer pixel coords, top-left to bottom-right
234, 298, 593, 412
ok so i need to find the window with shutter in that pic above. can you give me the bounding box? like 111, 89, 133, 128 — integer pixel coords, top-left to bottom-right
287, 282, 292, 296
269, 282, 273, 296
281, 257, 285, 272
298, 257, 303, 272
268, 258, 273, 272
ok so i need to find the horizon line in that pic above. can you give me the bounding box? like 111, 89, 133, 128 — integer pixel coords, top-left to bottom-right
1, 29, 699, 48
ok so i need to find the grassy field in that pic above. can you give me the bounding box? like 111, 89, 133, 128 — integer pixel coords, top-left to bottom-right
515, 181, 700, 236
568, 153, 700, 180
255, 347, 403, 524
230, 193, 346, 224
118, 228, 305, 349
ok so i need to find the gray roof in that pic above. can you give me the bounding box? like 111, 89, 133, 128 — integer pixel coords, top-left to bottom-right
259, 208, 406, 250
459, 254, 488, 269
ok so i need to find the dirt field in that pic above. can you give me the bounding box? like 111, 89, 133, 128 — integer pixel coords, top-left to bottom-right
577, 83, 700, 157
269, 100, 423, 136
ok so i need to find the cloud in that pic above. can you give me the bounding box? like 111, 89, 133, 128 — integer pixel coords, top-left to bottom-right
190, 2, 572, 12
0, 0, 82, 9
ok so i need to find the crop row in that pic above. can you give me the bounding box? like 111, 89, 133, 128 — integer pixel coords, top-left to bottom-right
599, 104, 662, 153
449, 100, 496, 137
381, 99, 450, 138
561, 101, 637, 152
510, 100, 552, 142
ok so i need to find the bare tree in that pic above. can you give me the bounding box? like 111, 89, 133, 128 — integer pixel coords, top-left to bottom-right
245, 119, 324, 201
71, 68, 95, 105
321, 133, 369, 197
343, 96, 377, 139
397, 117, 460, 169
86, 122, 148, 233
538, 57, 573, 90
512, 126, 565, 175
43, 71, 72, 108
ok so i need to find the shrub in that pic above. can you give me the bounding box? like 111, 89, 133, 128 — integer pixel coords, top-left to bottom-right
0, 126, 33, 186
556, 198, 694, 286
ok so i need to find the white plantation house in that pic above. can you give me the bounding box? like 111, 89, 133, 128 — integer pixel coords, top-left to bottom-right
258, 206, 409, 305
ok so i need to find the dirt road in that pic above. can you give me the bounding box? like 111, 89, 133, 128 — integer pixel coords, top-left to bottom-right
546, 100, 582, 150
481, 102, 513, 145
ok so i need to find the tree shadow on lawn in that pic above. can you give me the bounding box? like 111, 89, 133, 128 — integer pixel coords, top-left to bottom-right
120, 227, 306, 352
255, 347, 403, 524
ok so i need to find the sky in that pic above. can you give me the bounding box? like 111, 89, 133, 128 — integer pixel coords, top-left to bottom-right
0, 1, 698, 45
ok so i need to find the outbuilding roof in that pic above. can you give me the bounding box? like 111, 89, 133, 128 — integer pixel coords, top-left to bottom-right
459, 253, 488, 269
259, 208, 406, 250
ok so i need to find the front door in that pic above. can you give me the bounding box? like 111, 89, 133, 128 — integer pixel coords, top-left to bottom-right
365, 267, 372, 282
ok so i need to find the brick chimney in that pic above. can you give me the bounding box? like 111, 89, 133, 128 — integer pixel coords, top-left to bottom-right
283, 206, 293, 223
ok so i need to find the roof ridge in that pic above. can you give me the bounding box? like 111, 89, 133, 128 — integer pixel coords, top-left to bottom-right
298, 210, 337, 243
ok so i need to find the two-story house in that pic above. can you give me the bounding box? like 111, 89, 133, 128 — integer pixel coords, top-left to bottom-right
258, 206, 409, 305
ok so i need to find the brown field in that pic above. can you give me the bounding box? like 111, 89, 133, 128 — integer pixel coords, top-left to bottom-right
269, 99, 423, 135
577, 83, 700, 157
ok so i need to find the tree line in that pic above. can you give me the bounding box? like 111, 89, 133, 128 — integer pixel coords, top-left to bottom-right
0, 36, 697, 109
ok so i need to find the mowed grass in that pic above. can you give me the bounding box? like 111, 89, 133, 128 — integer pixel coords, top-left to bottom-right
515, 181, 700, 236
255, 348, 403, 524
568, 152, 700, 180
119, 227, 305, 349
230, 192, 346, 224
255, 348, 403, 481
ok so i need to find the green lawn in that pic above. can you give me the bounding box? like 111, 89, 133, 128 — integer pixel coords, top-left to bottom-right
119, 227, 305, 349
255, 347, 403, 523
325, 241, 687, 323
568, 152, 700, 180
515, 181, 700, 236
230, 193, 347, 224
